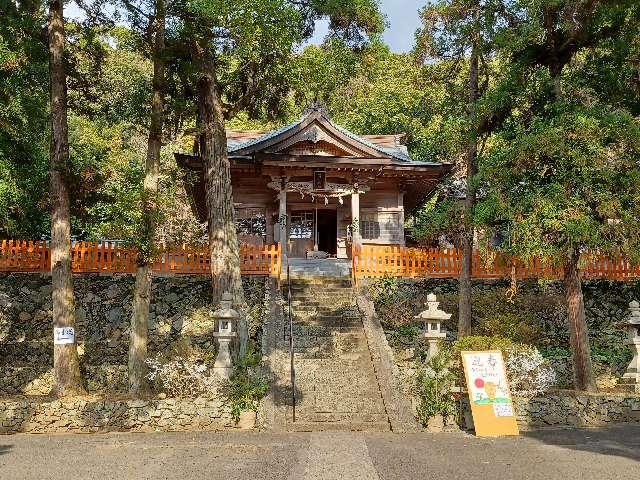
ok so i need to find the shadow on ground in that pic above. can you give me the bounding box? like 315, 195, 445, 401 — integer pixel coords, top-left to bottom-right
524, 424, 640, 462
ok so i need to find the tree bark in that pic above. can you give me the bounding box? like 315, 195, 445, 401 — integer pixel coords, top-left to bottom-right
196, 52, 247, 355
564, 248, 596, 392
128, 0, 166, 395
457, 34, 480, 337
48, 0, 85, 397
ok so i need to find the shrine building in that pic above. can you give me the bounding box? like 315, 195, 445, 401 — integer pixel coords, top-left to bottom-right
176, 105, 452, 260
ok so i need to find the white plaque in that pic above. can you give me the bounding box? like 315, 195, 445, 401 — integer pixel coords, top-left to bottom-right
493, 403, 514, 417
54, 327, 75, 344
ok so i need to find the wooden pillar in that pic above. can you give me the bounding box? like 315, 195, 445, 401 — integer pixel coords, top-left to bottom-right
398, 191, 406, 246
265, 207, 274, 244
278, 189, 287, 258
351, 192, 362, 249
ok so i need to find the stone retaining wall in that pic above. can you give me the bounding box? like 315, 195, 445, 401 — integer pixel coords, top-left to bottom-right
513, 392, 640, 430
0, 273, 266, 396
0, 396, 237, 434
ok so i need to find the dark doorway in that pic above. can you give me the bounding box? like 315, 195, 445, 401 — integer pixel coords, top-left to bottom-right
317, 209, 337, 255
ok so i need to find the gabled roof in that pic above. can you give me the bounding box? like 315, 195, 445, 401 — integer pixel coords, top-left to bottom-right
226, 104, 429, 165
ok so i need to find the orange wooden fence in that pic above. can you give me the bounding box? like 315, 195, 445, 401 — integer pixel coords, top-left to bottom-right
352, 245, 640, 281
0, 240, 282, 277
2, 240, 638, 281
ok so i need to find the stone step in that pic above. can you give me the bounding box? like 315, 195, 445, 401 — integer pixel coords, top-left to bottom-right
285, 312, 362, 322
271, 275, 391, 432
287, 409, 389, 421
290, 295, 353, 304
287, 267, 351, 275
284, 325, 362, 335
290, 392, 386, 407
284, 420, 390, 432
287, 287, 352, 294
288, 281, 352, 287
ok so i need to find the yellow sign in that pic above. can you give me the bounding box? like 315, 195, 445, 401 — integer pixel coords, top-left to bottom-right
461, 350, 519, 437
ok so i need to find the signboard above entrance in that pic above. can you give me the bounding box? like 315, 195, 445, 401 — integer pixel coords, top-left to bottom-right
461, 350, 519, 437
313, 170, 326, 190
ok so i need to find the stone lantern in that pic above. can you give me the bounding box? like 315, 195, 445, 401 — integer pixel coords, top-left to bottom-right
212, 292, 238, 379
621, 300, 640, 392
415, 293, 451, 358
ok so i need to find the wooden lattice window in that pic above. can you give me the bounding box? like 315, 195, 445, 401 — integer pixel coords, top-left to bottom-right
235, 208, 266, 239
290, 211, 314, 239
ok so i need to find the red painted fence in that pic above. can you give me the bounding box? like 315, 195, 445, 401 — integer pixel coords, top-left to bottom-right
352, 245, 640, 281
0, 240, 282, 277
2, 240, 639, 281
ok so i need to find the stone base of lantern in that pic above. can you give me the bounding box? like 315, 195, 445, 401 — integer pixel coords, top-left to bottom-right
424, 333, 447, 359
622, 338, 640, 392
213, 336, 234, 379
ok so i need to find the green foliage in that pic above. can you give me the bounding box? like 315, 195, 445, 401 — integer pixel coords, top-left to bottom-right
330, 49, 467, 162
452, 335, 516, 355
477, 102, 640, 262
0, 3, 49, 237
474, 312, 539, 345
410, 192, 463, 245
415, 348, 458, 424
367, 276, 422, 329
222, 343, 269, 422
291, 39, 362, 111
368, 277, 552, 345
67, 25, 152, 126
242, 277, 268, 339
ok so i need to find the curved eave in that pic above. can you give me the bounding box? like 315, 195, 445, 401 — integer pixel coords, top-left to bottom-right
175, 151, 451, 177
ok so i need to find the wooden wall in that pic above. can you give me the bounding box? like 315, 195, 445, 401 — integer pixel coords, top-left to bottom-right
230, 171, 406, 256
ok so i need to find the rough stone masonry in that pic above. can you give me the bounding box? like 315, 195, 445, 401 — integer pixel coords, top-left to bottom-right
0, 272, 265, 396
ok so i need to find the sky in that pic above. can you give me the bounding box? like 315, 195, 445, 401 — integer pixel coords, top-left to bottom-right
378, 0, 429, 52
67, 0, 428, 53
310, 0, 429, 53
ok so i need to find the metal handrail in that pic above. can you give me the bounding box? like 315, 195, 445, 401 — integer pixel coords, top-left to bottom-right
286, 258, 296, 422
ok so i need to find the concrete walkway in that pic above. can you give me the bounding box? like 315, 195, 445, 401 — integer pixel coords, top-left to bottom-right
1, 425, 639, 479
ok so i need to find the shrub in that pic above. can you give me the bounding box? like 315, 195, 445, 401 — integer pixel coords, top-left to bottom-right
452, 335, 516, 354
475, 312, 539, 344
452, 336, 556, 396
504, 346, 556, 396
414, 348, 458, 425
221, 343, 269, 422
242, 277, 267, 339
367, 276, 419, 328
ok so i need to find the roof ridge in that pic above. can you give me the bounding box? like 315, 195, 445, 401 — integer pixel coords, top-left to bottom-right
227, 109, 416, 163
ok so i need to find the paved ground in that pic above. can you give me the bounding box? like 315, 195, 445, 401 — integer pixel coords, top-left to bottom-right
1, 425, 639, 479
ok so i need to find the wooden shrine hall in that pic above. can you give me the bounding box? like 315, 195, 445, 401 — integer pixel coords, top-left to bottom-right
176, 104, 452, 260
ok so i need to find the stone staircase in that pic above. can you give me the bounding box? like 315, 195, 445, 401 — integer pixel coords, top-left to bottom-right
276, 277, 390, 432
285, 258, 352, 278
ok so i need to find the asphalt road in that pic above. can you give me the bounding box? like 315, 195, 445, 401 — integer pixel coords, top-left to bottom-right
1, 425, 639, 480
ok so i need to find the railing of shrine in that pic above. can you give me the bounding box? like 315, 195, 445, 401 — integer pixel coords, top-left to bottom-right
351, 245, 640, 282
0, 240, 282, 277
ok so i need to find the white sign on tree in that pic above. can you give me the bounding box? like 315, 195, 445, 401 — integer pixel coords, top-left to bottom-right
53, 327, 75, 345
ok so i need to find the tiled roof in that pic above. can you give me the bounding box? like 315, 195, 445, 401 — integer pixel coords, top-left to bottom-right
224, 110, 427, 163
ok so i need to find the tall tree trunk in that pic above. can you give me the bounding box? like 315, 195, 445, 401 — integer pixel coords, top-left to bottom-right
48, 0, 84, 397
564, 248, 596, 391
195, 53, 247, 355
128, 0, 166, 395
457, 39, 479, 337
